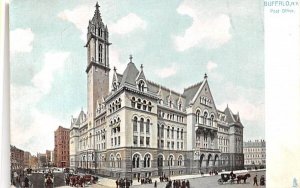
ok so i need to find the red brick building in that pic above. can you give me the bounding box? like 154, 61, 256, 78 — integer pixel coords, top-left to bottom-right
54, 126, 70, 168
10, 145, 24, 172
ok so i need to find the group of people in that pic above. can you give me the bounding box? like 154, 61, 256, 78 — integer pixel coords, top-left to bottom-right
116, 178, 132, 188
209, 170, 218, 176
253, 174, 265, 186
165, 179, 190, 188
159, 174, 169, 182
139, 177, 153, 184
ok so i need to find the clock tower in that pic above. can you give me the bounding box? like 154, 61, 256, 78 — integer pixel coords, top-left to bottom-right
85, 2, 110, 119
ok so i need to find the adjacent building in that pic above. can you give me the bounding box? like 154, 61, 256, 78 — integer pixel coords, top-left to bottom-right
54, 126, 70, 168
243, 140, 266, 169
10, 145, 24, 173
29, 155, 39, 169
24, 151, 31, 169
70, 3, 244, 178
37, 153, 47, 168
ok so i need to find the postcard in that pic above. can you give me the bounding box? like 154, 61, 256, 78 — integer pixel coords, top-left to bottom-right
8, 0, 267, 187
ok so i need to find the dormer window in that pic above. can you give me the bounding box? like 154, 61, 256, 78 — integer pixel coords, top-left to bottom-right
138, 80, 145, 92
113, 82, 118, 91
178, 103, 182, 111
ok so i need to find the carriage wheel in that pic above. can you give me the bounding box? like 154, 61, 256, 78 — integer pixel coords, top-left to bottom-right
230, 179, 235, 184
217, 179, 223, 185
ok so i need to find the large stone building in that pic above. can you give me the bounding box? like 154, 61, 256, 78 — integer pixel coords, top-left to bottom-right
54, 126, 70, 168
70, 3, 244, 178
243, 140, 266, 169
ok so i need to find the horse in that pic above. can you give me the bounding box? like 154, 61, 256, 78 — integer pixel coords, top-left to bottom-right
236, 173, 251, 184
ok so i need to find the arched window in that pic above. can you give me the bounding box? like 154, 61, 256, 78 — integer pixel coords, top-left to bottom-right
146, 119, 150, 133
138, 80, 145, 92
143, 100, 147, 110
112, 102, 115, 112
157, 124, 160, 137
99, 44, 103, 63
133, 117, 138, 132
161, 125, 164, 137
181, 129, 183, 139
140, 118, 144, 132
178, 103, 182, 111
210, 114, 214, 126
178, 155, 183, 166
203, 111, 208, 125
137, 99, 141, 109
144, 154, 151, 168
158, 155, 164, 167
167, 126, 170, 138
132, 154, 140, 168
131, 97, 136, 108
148, 102, 152, 112
116, 154, 121, 168
171, 127, 174, 139
168, 155, 174, 166
110, 154, 115, 168
196, 110, 200, 124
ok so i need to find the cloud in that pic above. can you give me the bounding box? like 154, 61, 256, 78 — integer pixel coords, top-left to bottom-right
10, 28, 34, 54
58, 5, 146, 41
218, 97, 264, 122
206, 61, 218, 72
58, 5, 94, 41
109, 13, 147, 35
32, 52, 70, 94
11, 51, 70, 154
155, 64, 178, 78
174, 0, 231, 51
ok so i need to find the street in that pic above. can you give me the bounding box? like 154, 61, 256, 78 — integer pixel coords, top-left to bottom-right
27, 172, 66, 188
131, 170, 266, 188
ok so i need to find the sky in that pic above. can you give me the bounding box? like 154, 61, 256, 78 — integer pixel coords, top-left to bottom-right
10, 0, 264, 154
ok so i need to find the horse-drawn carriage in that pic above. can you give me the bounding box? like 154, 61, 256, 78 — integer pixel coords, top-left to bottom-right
66, 174, 99, 187
217, 172, 251, 185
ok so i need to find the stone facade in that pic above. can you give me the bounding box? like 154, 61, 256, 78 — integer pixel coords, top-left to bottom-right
54, 126, 70, 168
70, 3, 244, 178
243, 140, 266, 169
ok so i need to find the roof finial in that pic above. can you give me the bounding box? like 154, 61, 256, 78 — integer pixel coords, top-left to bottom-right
140, 64, 143, 70
129, 54, 133, 63
204, 73, 208, 79
113, 66, 117, 72
95, 2, 100, 10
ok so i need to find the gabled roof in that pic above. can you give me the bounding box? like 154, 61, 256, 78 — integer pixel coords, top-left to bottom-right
183, 82, 203, 106
136, 69, 146, 82
120, 62, 139, 86
74, 109, 86, 126
224, 105, 243, 127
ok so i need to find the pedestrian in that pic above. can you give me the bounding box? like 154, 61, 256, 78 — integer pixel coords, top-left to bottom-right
116, 178, 119, 188
253, 175, 258, 186
260, 175, 265, 186
154, 180, 157, 188
24, 176, 29, 188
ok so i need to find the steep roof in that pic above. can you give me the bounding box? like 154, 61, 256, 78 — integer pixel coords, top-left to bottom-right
120, 62, 139, 86
182, 82, 202, 106
224, 106, 243, 127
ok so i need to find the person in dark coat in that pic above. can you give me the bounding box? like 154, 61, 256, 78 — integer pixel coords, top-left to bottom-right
154, 180, 157, 188
24, 176, 29, 188
253, 175, 258, 186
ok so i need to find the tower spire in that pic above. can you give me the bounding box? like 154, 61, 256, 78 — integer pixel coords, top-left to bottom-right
93, 2, 102, 21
